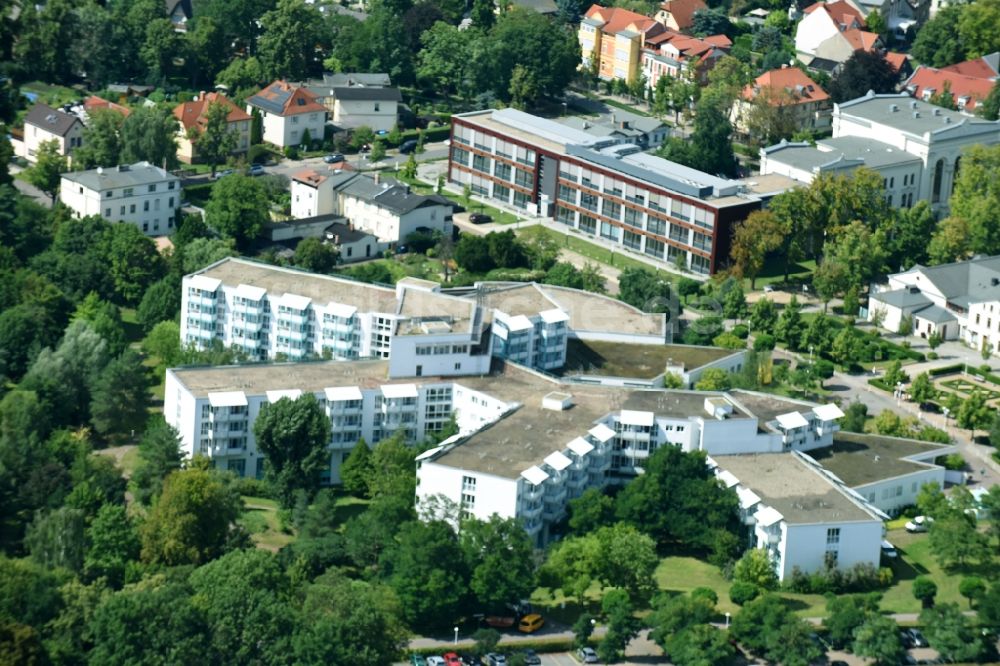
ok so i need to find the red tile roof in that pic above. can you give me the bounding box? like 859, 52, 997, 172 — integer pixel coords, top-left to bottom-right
906, 65, 996, 111
585, 4, 660, 34
292, 169, 328, 187
84, 95, 131, 118
703, 34, 733, 48
941, 56, 1000, 79
172, 92, 251, 133
804, 0, 865, 29
657, 0, 707, 29
248, 80, 326, 117
884, 52, 908, 73
743, 66, 830, 105
842, 28, 879, 52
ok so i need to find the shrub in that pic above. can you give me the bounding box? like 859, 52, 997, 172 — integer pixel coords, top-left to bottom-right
283, 145, 299, 160
928, 351, 939, 360
247, 144, 272, 165
732, 324, 749, 339
691, 587, 718, 605
937, 453, 966, 471
729, 581, 760, 606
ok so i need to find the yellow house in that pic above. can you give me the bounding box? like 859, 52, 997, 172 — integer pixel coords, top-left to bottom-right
579, 5, 666, 82
172, 92, 252, 165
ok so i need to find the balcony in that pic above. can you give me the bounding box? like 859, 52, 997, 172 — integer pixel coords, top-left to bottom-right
546, 485, 568, 504
522, 485, 544, 502
188, 295, 216, 308
520, 502, 543, 519
234, 302, 262, 316
523, 518, 542, 535
279, 311, 308, 326
542, 504, 565, 522
816, 422, 839, 437
567, 471, 588, 489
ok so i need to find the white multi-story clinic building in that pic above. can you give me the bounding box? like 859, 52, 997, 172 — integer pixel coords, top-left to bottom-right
59, 162, 182, 236
180, 258, 669, 374
165, 355, 930, 577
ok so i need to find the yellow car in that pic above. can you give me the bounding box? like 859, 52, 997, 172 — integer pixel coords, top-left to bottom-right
517, 613, 544, 633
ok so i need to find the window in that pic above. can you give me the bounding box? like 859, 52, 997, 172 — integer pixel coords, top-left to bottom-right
374, 102, 380, 112
461, 493, 475, 507
932, 158, 944, 203
105, 208, 111, 216
514, 168, 532, 188
120, 206, 125, 215
826, 528, 840, 545
603, 200, 621, 220
143, 201, 150, 212
472, 154, 489, 173
148, 184, 156, 193
495, 162, 511, 181
123, 188, 133, 197
462, 476, 476, 491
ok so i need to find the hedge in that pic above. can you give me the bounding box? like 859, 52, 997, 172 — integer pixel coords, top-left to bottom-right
408, 637, 587, 657
868, 378, 893, 392
929, 363, 965, 377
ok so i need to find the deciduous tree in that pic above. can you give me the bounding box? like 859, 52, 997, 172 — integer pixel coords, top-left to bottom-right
25, 140, 66, 203
254, 393, 331, 507
205, 174, 270, 251
119, 107, 179, 170
729, 211, 784, 289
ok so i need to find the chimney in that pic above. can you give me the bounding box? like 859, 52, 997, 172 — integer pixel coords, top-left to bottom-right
374, 172, 380, 185
199, 91, 206, 100
611, 113, 616, 124
913, 111, 920, 118
933, 107, 941, 116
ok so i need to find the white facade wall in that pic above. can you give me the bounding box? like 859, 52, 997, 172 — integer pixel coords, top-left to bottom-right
59, 173, 182, 236
388, 334, 492, 379
855, 467, 947, 515
961, 300, 1000, 353
340, 195, 453, 244
25, 122, 84, 163
254, 108, 326, 149
333, 99, 398, 132
776, 521, 883, 580
290, 180, 336, 219
794, 9, 842, 57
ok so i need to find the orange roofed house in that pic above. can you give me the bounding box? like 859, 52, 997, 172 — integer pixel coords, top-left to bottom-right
579, 5, 666, 82
172, 92, 251, 164
642, 31, 731, 90
905, 52, 999, 113
654, 0, 707, 31
732, 66, 832, 135
246, 80, 327, 149
794, 0, 881, 67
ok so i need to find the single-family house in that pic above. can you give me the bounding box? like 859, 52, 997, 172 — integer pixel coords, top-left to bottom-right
173, 92, 252, 164
165, 0, 193, 30
23, 103, 85, 164
246, 80, 327, 149
303, 73, 401, 132
795, 0, 881, 67
654, 0, 707, 31
642, 30, 731, 88
82, 95, 131, 119
733, 66, 832, 135
59, 162, 181, 236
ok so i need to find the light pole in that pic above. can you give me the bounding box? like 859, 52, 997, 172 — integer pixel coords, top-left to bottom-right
725, 612, 731, 628
453, 626, 458, 645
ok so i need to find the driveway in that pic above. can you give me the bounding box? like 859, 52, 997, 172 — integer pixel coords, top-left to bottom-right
10, 166, 52, 207
259, 141, 450, 182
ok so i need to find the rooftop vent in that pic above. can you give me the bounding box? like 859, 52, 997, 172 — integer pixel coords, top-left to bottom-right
913, 111, 920, 118
704, 397, 733, 420
910, 100, 919, 109
944, 116, 952, 124
542, 392, 573, 412
992, 278, 999, 286
932, 108, 941, 116
889, 104, 898, 112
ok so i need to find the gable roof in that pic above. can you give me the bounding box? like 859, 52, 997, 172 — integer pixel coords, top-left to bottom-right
247, 81, 326, 117
884, 52, 908, 74
336, 175, 456, 216
585, 4, 660, 35
905, 65, 995, 111
942, 52, 1000, 79
84, 96, 131, 118
657, 0, 707, 29
804, 0, 866, 29
173, 92, 251, 133
744, 66, 830, 104
24, 103, 82, 137
842, 28, 879, 52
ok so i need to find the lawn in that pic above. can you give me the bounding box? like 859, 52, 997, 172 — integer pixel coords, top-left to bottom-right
462, 197, 522, 225
749, 256, 817, 290
22, 81, 80, 107
878, 527, 998, 614
239, 495, 295, 552
559, 338, 733, 379
600, 97, 654, 118
517, 225, 675, 280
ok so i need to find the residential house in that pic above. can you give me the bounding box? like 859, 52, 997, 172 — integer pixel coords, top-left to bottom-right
654, 0, 707, 31
642, 31, 731, 89
303, 73, 401, 132
22, 103, 85, 163
291, 169, 456, 244
795, 0, 881, 67
905, 52, 999, 113
265, 213, 381, 263
579, 5, 666, 82
172, 92, 252, 164
165, 0, 193, 30
868, 254, 1000, 353
760, 92, 1000, 214
844, 0, 924, 40
246, 80, 327, 149
59, 162, 181, 236
733, 66, 832, 135
324, 221, 381, 263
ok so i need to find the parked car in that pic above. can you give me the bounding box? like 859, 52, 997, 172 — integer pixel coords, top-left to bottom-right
763, 284, 776, 293
248, 164, 265, 176
213, 168, 234, 179
906, 516, 933, 532
399, 139, 419, 154
443, 653, 462, 666
578, 647, 599, 663
519, 649, 540, 665
469, 213, 493, 224
458, 654, 479, 665
427, 657, 446, 666
881, 540, 898, 558
323, 153, 345, 164
410, 656, 428, 666
485, 654, 506, 666
906, 628, 928, 647
517, 613, 544, 633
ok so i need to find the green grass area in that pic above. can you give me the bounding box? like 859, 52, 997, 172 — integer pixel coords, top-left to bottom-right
392, 171, 437, 195
239, 495, 295, 552
600, 97, 653, 118
118, 446, 141, 478
183, 182, 214, 207
517, 225, 675, 280
878, 527, 998, 614
560, 338, 732, 379
22, 81, 80, 107
463, 197, 522, 225
749, 256, 817, 290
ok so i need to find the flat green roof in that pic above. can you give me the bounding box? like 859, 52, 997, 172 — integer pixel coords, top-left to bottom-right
559, 339, 736, 379
807, 432, 948, 488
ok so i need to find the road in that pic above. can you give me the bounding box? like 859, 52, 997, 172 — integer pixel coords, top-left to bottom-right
257, 141, 450, 183
10, 165, 52, 207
